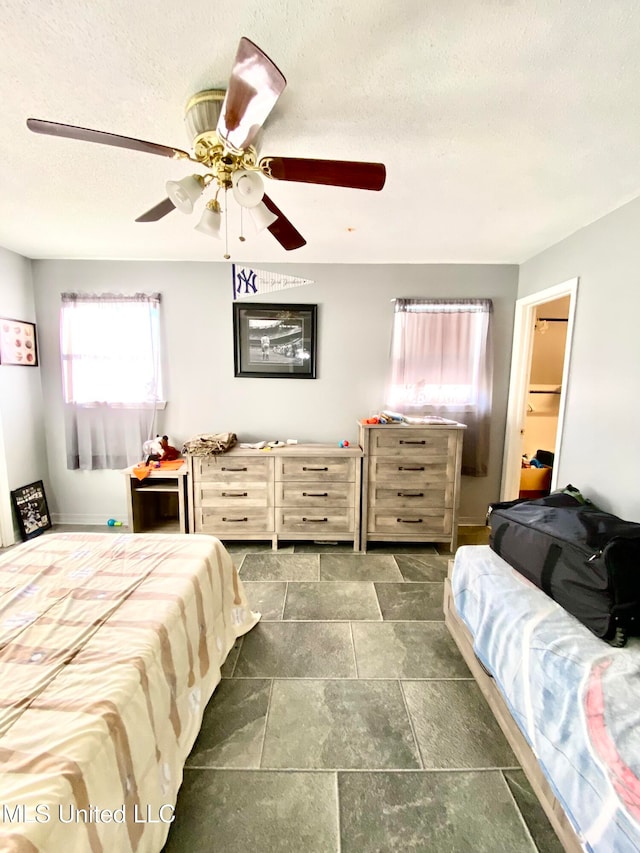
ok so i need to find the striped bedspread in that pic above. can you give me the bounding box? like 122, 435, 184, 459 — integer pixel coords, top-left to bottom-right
0, 532, 259, 852
452, 545, 640, 853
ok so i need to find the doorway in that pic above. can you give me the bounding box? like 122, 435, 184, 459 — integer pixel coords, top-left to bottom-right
500, 278, 578, 502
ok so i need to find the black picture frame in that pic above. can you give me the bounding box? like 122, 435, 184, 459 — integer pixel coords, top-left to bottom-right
11, 480, 52, 541
233, 303, 317, 379
0, 317, 38, 366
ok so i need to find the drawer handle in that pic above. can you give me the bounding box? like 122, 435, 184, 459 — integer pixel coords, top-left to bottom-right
303, 492, 329, 497
397, 492, 424, 498
222, 517, 248, 523
222, 492, 248, 498
398, 466, 425, 471
222, 466, 248, 472
302, 466, 329, 472
399, 439, 426, 445
397, 518, 423, 524
302, 517, 328, 523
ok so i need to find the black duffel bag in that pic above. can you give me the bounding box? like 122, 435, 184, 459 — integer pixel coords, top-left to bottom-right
487, 493, 640, 646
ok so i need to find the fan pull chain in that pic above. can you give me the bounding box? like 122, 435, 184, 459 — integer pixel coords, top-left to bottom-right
223, 188, 230, 260
239, 207, 246, 242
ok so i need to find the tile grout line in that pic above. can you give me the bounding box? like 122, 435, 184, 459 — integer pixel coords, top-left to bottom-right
227, 675, 475, 681
372, 582, 384, 622
257, 620, 447, 624
226, 636, 243, 678
280, 581, 289, 620
334, 771, 342, 853
499, 769, 542, 851
348, 621, 359, 678
257, 678, 275, 769
398, 679, 425, 770
183, 764, 523, 773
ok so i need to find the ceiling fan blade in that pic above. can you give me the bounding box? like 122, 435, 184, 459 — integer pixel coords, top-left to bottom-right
135, 198, 176, 223
261, 194, 306, 251
217, 37, 286, 153
259, 156, 386, 191
26, 118, 192, 161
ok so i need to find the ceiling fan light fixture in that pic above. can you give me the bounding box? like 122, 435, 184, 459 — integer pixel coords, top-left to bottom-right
231, 169, 264, 208
248, 200, 278, 232
165, 174, 205, 214
194, 199, 222, 238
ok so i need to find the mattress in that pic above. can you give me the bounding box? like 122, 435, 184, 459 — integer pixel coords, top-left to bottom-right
0, 532, 259, 852
452, 544, 640, 853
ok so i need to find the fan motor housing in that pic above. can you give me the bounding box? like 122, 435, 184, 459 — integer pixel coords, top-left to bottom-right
185, 89, 225, 138
185, 90, 226, 165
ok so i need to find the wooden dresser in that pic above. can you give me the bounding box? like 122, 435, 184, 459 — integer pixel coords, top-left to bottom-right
188, 444, 362, 550
359, 422, 466, 552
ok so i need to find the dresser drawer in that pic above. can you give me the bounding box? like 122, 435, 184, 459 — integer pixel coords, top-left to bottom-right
195, 455, 271, 482
276, 507, 354, 535
275, 456, 355, 482
368, 508, 452, 536
369, 457, 453, 486
276, 481, 354, 507
195, 507, 273, 534
369, 428, 456, 457
369, 483, 452, 508
194, 483, 271, 508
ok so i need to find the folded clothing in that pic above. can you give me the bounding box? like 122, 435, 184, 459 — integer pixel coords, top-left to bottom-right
182, 432, 238, 456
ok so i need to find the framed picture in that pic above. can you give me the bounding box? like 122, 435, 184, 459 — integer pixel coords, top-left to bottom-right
11, 480, 52, 541
233, 303, 317, 379
0, 317, 38, 366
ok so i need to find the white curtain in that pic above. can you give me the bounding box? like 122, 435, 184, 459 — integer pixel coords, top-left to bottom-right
61, 292, 163, 470
386, 298, 493, 476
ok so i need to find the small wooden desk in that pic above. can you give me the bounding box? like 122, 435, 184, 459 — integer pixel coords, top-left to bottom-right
124, 463, 189, 534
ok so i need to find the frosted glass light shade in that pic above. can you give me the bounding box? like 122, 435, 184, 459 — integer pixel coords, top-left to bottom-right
195, 201, 222, 238
231, 170, 264, 208
166, 175, 204, 214
248, 200, 278, 232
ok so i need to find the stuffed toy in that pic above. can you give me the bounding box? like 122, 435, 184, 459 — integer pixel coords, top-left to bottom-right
142, 436, 164, 464
159, 435, 180, 461
142, 435, 180, 464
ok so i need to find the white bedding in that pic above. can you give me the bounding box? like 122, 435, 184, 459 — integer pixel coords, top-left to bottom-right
452, 544, 640, 853
0, 532, 259, 852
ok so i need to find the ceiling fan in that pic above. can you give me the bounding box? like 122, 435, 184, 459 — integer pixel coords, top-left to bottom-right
26, 37, 386, 257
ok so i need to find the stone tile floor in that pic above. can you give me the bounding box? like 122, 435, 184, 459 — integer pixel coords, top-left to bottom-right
161, 529, 563, 853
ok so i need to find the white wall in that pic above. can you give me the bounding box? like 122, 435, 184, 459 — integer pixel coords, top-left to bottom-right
32, 260, 518, 525
519, 195, 640, 521
0, 247, 48, 543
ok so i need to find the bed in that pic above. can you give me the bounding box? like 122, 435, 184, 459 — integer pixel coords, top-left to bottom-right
0, 531, 259, 852
445, 544, 640, 853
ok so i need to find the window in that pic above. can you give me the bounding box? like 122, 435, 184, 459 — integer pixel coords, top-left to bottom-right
61, 293, 163, 405
385, 298, 493, 476
60, 293, 164, 470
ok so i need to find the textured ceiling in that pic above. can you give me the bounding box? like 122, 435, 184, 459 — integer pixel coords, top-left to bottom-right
1, 0, 640, 264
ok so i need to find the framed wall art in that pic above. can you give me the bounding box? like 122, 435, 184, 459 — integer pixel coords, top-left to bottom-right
11, 480, 52, 540
233, 303, 317, 378
0, 317, 38, 366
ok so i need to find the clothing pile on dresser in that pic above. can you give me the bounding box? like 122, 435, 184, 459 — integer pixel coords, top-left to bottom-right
182, 432, 237, 456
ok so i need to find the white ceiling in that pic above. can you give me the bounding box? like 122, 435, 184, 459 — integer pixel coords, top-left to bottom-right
2, 0, 640, 265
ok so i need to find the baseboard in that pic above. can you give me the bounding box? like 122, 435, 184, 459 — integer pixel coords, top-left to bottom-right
458, 517, 488, 527
52, 513, 128, 527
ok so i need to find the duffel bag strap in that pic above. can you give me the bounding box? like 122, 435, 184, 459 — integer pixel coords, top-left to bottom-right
541, 543, 563, 596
